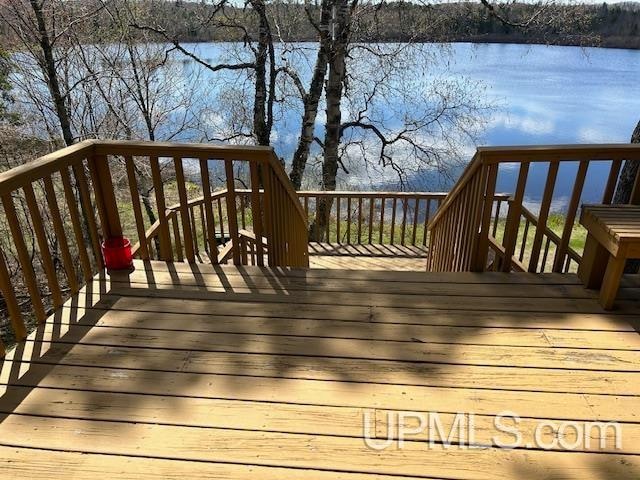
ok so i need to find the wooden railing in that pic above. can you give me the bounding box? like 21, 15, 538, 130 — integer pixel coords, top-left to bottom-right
428, 145, 640, 273
0, 140, 308, 347
155, 190, 449, 253
297, 191, 447, 246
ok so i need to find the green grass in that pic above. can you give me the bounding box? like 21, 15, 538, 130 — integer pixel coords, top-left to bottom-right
492, 211, 587, 272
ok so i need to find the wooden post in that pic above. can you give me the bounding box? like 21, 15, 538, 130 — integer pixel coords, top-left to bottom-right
88, 154, 122, 240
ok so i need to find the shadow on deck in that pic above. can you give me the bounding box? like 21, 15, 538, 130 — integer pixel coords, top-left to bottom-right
0, 259, 639, 479
308, 242, 428, 270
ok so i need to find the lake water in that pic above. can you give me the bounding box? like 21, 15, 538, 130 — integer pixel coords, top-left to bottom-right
182, 42, 640, 205
459, 43, 640, 207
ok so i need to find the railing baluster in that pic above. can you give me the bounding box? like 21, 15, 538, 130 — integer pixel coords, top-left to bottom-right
270, 169, 282, 263
459, 182, 475, 270
59, 167, 92, 281
501, 162, 530, 272
423, 199, 430, 247
224, 159, 241, 265
411, 197, 419, 246
43, 176, 78, 293
249, 162, 264, 267
278, 176, 287, 263
528, 161, 559, 272
336, 196, 341, 243
474, 163, 498, 272
23, 183, 62, 309
347, 196, 352, 244
191, 205, 199, 256
174, 156, 195, 263
199, 204, 206, 254
217, 197, 225, 244
0, 249, 26, 341
72, 162, 102, 268
325, 195, 331, 243
379, 196, 385, 244
262, 166, 275, 266
541, 236, 552, 272
602, 158, 622, 204
552, 160, 589, 272
390, 197, 397, 245
171, 212, 184, 262
492, 199, 502, 238
2, 193, 46, 322
631, 160, 640, 204
368, 196, 375, 245
400, 198, 408, 246
125, 156, 149, 261
453, 193, 466, 271
357, 197, 363, 244
149, 155, 173, 261
519, 218, 530, 262
240, 194, 246, 230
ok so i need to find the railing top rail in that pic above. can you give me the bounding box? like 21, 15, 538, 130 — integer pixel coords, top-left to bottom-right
0, 140, 96, 197
94, 139, 275, 161
0, 140, 281, 198
478, 143, 640, 163
428, 144, 640, 230
296, 191, 450, 197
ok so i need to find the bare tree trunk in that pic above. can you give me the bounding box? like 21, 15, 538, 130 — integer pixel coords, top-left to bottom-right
315, 0, 353, 241
289, 0, 332, 190
29, 0, 74, 146
250, 0, 276, 146
613, 120, 640, 204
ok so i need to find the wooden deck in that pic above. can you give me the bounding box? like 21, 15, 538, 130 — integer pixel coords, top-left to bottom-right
1, 260, 640, 479
309, 242, 429, 270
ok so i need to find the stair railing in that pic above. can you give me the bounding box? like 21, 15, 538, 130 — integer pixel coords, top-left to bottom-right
428, 144, 640, 273
0, 140, 308, 347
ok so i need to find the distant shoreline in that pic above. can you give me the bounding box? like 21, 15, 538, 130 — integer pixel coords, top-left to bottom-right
176, 38, 640, 52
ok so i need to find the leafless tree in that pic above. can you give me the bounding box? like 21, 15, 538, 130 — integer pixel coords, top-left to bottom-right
0, 0, 105, 146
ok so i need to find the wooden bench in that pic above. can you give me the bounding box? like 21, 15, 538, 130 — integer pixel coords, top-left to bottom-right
578, 204, 640, 309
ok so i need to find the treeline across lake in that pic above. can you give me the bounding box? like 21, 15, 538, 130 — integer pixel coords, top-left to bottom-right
3, 1, 638, 49
95, 1, 640, 49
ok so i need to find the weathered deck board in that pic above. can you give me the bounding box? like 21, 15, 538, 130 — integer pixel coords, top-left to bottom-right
58, 308, 640, 349
9, 342, 640, 394
2, 385, 637, 453
9, 313, 640, 371
0, 260, 639, 479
